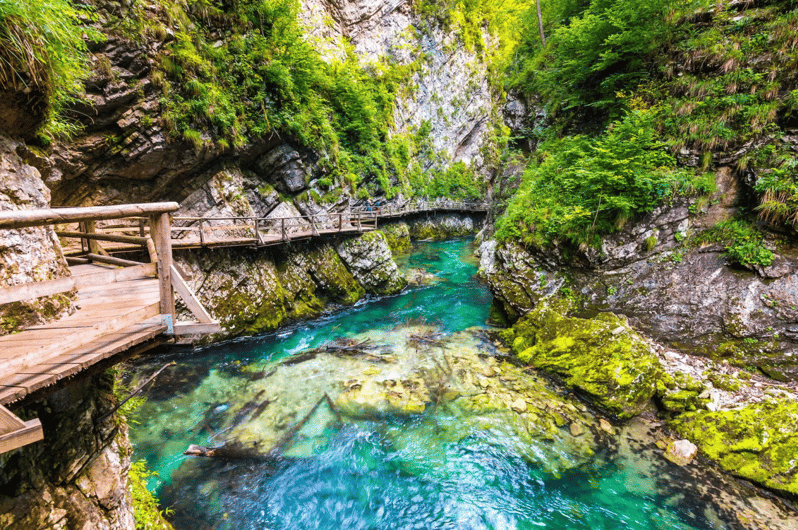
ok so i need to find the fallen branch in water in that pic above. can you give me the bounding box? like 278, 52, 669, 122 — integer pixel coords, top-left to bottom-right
184, 443, 276, 461
269, 393, 340, 456
100, 362, 176, 421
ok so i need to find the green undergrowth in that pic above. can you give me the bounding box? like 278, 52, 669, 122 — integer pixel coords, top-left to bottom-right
129, 461, 174, 530
495, 108, 714, 248
111, 371, 173, 529
0, 0, 98, 138
692, 219, 774, 268
500, 0, 798, 248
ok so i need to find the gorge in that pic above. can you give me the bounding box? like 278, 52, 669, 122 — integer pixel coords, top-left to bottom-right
1, 0, 798, 529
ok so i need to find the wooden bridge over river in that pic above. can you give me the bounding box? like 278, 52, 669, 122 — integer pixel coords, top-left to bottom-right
0, 200, 485, 453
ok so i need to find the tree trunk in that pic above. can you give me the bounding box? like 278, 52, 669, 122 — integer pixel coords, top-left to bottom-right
536, 0, 546, 46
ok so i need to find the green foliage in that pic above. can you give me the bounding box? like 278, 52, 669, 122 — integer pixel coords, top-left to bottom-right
753, 152, 798, 226
693, 220, 774, 268
512, 0, 675, 122
496, 109, 711, 247
128, 460, 173, 530
143, 0, 491, 201
0, 0, 97, 136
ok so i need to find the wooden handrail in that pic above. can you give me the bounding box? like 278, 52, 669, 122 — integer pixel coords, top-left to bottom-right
0, 202, 179, 229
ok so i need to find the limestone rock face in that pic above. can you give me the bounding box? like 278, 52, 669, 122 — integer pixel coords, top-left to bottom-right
255, 145, 309, 194
299, 0, 500, 171
378, 222, 411, 254
0, 134, 73, 335
336, 231, 408, 295
0, 373, 136, 529
407, 214, 476, 241
175, 233, 403, 338
479, 169, 798, 380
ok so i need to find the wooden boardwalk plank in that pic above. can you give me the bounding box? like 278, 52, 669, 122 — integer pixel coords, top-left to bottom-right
0, 323, 166, 404
0, 301, 160, 375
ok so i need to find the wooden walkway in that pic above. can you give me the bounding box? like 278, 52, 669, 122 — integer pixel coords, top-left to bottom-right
57, 201, 487, 255
0, 203, 219, 454
0, 200, 486, 452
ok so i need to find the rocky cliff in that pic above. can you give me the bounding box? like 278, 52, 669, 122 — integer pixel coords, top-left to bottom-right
0, 373, 136, 529
0, 134, 74, 335
479, 164, 798, 382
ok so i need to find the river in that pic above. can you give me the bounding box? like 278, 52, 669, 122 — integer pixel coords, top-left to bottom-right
129, 239, 795, 530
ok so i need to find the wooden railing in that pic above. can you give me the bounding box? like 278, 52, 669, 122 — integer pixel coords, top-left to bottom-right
168, 202, 487, 249
170, 211, 380, 249
0, 202, 218, 336
353, 201, 489, 217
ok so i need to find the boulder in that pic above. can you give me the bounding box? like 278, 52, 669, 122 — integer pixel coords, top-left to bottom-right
336, 232, 407, 295
670, 398, 798, 496
504, 304, 663, 419
664, 439, 698, 466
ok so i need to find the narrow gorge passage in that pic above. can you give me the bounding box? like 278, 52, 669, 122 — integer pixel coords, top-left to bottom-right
127, 240, 795, 530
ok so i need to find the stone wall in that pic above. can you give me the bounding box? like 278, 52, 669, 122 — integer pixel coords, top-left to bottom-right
0, 372, 136, 529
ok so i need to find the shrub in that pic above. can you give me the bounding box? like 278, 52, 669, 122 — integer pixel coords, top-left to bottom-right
496, 109, 711, 248
512, 0, 674, 122
693, 220, 774, 268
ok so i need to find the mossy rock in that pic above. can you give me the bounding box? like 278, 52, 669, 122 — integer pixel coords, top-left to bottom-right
660, 389, 705, 413
505, 304, 663, 419
670, 398, 798, 497
378, 223, 411, 254
706, 372, 742, 392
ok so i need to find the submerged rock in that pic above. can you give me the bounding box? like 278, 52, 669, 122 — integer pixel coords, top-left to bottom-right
168, 325, 604, 477
405, 268, 439, 286
670, 398, 798, 496
503, 304, 664, 419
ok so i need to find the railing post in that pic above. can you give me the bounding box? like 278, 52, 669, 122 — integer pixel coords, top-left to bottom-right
357, 214, 362, 232
338, 213, 342, 232
150, 213, 175, 332
84, 220, 101, 255
281, 218, 286, 241
198, 219, 205, 247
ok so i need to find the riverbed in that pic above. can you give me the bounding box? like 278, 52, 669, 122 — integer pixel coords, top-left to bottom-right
129, 239, 797, 530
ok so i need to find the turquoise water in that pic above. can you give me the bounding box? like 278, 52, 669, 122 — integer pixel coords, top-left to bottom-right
129, 239, 781, 530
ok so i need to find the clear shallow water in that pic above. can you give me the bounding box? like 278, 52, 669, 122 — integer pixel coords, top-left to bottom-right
129, 239, 790, 530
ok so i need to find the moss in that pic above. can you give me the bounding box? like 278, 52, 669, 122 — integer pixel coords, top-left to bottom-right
706, 372, 742, 392
210, 277, 288, 336
300, 244, 365, 306
378, 222, 411, 254
505, 304, 663, 419
670, 398, 798, 497
660, 389, 704, 413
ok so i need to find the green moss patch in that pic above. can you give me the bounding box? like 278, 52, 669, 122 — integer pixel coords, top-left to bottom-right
670, 399, 798, 497
503, 304, 663, 419
378, 223, 411, 254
